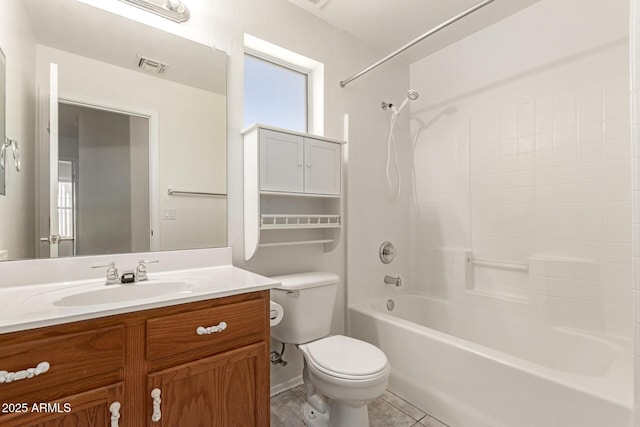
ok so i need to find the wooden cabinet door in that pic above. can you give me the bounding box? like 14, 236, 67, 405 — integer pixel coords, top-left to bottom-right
304, 137, 341, 195
0, 383, 123, 427
147, 343, 268, 427
259, 129, 304, 193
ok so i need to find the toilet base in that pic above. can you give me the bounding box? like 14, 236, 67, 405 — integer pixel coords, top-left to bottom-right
302, 399, 370, 427
329, 402, 369, 427
303, 401, 330, 427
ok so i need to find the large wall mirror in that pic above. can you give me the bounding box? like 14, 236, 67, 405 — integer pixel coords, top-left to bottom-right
0, 0, 227, 262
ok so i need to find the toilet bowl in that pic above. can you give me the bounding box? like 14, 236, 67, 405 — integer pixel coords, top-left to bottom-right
270, 272, 390, 427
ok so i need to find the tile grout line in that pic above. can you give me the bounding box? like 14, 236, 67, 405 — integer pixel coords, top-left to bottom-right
273, 387, 450, 426
379, 392, 428, 423
380, 392, 451, 427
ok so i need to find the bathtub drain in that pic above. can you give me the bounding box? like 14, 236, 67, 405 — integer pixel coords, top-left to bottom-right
386, 299, 395, 311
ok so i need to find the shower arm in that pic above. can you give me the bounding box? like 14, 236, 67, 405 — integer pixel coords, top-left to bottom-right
339, 0, 496, 88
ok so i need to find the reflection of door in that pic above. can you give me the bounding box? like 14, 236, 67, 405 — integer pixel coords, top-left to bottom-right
58, 104, 151, 256
40, 64, 76, 258
43, 63, 60, 257
37, 64, 156, 259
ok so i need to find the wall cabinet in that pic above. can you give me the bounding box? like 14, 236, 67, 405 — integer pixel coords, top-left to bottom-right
258, 128, 341, 196
0, 291, 270, 427
243, 124, 345, 260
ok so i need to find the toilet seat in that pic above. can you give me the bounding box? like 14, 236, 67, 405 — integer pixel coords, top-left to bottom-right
300, 335, 389, 381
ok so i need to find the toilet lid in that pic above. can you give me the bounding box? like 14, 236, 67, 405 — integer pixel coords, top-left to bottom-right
303, 335, 388, 378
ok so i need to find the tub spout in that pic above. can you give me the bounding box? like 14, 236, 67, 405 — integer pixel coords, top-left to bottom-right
384, 275, 402, 287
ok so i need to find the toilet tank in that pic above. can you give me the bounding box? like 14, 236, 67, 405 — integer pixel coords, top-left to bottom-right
270, 272, 339, 345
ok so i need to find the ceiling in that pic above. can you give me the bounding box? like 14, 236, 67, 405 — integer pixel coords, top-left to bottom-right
287, 0, 541, 63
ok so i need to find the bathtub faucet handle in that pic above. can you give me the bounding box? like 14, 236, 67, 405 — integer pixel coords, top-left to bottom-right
384, 275, 402, 287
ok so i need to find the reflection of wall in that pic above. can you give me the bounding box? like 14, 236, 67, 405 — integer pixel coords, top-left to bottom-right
77, 109, 132, 255
409, 0, 631, 336
0, 0, 36, 260
34, 45, 226, 251
130, 116, 150, 253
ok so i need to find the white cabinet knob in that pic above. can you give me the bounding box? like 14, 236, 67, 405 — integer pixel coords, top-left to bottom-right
151, 388, 162, 422
110, 402, 121, 427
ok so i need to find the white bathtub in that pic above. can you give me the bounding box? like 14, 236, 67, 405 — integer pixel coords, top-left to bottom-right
349, 293, 633, 427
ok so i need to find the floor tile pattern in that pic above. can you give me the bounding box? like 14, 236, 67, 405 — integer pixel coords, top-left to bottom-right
271, 387, 449, 427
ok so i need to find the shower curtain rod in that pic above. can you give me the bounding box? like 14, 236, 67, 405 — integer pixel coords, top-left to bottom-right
339, 0, 496, 88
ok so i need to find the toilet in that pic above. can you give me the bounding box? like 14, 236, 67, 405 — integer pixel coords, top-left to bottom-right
270, 272, 390, 427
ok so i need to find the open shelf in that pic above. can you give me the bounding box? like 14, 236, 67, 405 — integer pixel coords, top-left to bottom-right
259, 191, 341, 199
258, 239, 336, 248
260, 214, 341, 229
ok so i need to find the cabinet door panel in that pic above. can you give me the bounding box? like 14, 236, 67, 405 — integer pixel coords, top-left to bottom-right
259, 129, 304, 193
0, 382, 123, 427
147, 343, 268, 427
304, 138, 341, 195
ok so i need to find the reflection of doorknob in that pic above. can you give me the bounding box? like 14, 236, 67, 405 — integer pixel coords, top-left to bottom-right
40, 234, 61, 244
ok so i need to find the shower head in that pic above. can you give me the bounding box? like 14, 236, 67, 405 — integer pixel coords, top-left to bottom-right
393, 90, 420, 115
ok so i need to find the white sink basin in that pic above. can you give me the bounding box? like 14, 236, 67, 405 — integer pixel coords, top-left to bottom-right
52, 281, 194, 306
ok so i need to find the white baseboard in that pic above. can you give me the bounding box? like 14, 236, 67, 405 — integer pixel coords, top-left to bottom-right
270, 375, 303, 397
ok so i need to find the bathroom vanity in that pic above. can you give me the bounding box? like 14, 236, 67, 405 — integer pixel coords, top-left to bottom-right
0, 249, 277, 427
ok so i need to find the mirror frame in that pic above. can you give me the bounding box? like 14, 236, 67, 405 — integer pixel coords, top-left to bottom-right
0, 47, 6, 196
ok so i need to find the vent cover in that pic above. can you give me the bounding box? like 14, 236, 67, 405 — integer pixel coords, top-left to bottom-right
136, 55, 169, 74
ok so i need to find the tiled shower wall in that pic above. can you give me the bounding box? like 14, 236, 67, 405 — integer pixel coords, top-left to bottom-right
409, 0, 632, 337
346, 102, 415, 305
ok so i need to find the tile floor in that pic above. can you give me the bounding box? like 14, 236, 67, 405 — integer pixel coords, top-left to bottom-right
271, 386, 449, 427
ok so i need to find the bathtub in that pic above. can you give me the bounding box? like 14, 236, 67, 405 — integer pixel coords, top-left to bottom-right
349, 293, 633, 427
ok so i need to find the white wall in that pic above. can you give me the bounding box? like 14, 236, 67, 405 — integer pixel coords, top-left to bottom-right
0, 0, 36, 260
630, 0, 640, 423
408, 0, 632, 338
34, 44, 226, 252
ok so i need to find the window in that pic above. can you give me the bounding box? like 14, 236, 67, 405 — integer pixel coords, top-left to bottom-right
244, 54, 308, 132
57, 160, 75, 238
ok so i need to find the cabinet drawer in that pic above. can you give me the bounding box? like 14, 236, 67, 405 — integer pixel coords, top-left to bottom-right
147, 298, 266, 365
0, 326, 125, 402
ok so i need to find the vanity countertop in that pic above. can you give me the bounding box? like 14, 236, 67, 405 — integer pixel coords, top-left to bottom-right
0, 265, 280, 334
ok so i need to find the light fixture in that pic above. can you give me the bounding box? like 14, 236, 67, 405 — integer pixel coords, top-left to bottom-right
118, 0, 190, 23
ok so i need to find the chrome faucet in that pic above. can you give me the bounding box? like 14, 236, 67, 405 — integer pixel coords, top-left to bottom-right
136, 259, 160, 282
92, 262, 120, 285
384, 275, 402, 287
92, 260, 160, 285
